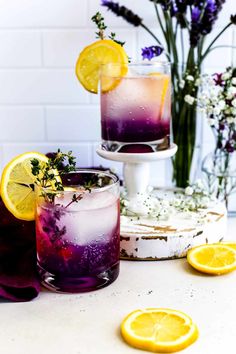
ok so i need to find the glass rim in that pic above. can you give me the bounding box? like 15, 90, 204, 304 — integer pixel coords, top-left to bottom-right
101, 60, 171, 68
35, 168, 119, 194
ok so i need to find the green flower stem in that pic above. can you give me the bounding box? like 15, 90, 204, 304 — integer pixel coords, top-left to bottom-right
154, 3, 166, 40
140, 23, 163, 47
200, 22, 232, 63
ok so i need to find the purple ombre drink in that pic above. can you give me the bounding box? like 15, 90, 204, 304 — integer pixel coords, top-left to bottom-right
35, 170, 120, 293
101, 63, 171, 153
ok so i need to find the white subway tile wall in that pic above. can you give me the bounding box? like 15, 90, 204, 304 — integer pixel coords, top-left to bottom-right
0, 0, 235, 185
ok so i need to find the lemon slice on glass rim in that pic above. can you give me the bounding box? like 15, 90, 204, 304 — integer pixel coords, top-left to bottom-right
75, 39, 128, 93
0, 152, 60, 221
121, 308, 199, 353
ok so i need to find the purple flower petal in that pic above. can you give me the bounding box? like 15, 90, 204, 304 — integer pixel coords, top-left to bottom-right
141, 46, 164, 60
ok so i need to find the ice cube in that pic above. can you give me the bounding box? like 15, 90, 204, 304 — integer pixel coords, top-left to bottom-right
56, 191, 119, 246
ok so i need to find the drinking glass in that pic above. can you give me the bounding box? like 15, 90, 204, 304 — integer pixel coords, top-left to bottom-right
35, 169, 120, 293
100, 62, 171, 153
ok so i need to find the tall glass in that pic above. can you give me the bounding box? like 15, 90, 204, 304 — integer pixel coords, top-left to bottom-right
35, 170, 120, 293
100, 62, 171, 153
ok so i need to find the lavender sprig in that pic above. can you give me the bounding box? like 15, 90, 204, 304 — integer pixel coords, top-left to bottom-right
141, 45, 164, 60
101, 0, 142, 26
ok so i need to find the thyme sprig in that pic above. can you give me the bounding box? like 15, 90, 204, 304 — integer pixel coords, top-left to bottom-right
92, 12, 107, 39
91, 11, 125, 46
31, 149, 76, 192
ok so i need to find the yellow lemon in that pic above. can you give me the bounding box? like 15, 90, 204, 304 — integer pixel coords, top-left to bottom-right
75, 39, 128, 93
187, 244, 236, 275
121, 308, 198, 353
0, 152, 59, 221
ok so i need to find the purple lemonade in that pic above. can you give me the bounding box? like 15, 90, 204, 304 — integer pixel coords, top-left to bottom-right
101, 63, 171, 153
35, 170, 120, 293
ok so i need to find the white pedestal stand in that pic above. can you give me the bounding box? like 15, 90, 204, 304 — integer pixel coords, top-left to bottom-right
97, 145, 227, 260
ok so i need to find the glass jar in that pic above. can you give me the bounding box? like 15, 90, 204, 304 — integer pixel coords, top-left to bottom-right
202, 151, 236, 216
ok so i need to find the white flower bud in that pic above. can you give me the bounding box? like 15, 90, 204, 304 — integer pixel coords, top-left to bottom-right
195, 78, 201, 86
222, 72, 231, 80
229, 86, 236, 94
184, 94, 195, 105
179, 80, 185, 89
185, 186, 194, 196
227, 117, 236, 124
195, 179, 204, 189
231, 107, 236, 115
231, 98, 236, 108
232, 77, 236, 85
218, 100, 226, 109
186, 75, 194, 81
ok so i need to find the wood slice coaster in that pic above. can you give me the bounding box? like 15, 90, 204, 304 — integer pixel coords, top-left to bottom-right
120, 196, 227, 260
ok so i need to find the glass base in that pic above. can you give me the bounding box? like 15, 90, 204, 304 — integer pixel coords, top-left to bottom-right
102, 136, 170, 153
38, 262, 120, 293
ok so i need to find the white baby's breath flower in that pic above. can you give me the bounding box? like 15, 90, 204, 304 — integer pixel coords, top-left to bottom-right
227, 116, 236, 124
161, 199, 170, 208
147, 185, 154, 193
195, 179, 204, 189
179, 79, 185, 89
227, 87, 236, 99
207, 118, 215, 127
185, 186, 193, 196
218, 100, 226, 109
195, 78, 201, 86
213, 106, 221, 115
232, 77, 236, 85
184, 94, 195, 105
224, 108, 231, 115
186, 75, 194, 81
222, 72, 231, 80
123, 199, 130, 207
231, 107, 236, 115
231, 98, 236, 108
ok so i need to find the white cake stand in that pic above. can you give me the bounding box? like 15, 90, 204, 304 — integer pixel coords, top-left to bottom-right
97, 144, 177, 201
96, 144, 227, 260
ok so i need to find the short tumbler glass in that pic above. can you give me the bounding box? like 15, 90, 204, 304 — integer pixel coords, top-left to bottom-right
100, 62, 171, 153
35, 169, 120, 293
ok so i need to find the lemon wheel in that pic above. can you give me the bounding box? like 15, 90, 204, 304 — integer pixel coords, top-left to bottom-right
1, 152, 50, 221
121, 308, 198, 353
75, 39, 128, 93
187, 244, 236, 275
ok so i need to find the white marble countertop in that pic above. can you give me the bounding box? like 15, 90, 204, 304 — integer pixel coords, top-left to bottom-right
1, 217, 236, 354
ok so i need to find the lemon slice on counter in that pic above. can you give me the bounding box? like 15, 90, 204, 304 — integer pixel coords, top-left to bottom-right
187, 244, 236, 275
0, 152, 60, 221
75, 39, 128, 93
121, 308, 198, 353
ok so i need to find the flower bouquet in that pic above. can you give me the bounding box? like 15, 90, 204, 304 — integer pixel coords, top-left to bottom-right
198, 67, 236, 211
101, 0, 236, 187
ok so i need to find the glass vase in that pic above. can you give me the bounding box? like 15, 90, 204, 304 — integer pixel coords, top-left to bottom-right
202, 151, 236, 216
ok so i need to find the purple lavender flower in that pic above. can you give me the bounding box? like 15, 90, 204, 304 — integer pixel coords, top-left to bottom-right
190, 6, 201, 46
101, 0, 142, 27
200, 0, 218, 35
141, 46, 164, 60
